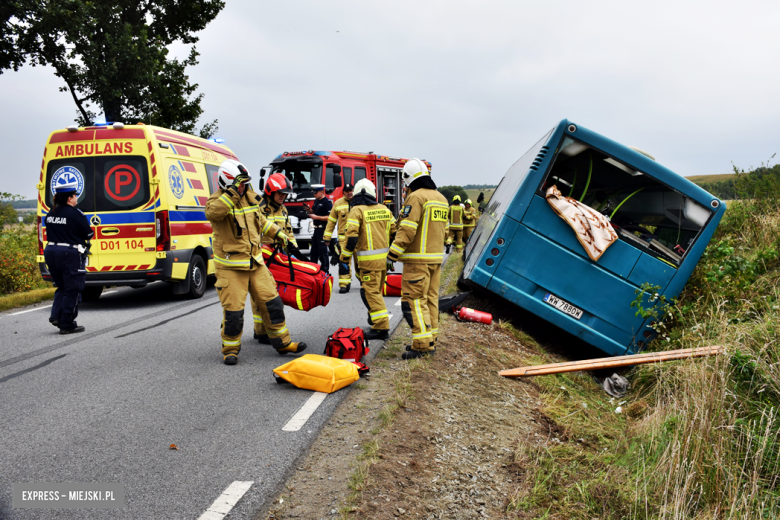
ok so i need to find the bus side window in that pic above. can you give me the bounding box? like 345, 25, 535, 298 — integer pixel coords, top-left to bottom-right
205, 164, 220, 194
343, 167, 353, 185
354, 166, 366, 183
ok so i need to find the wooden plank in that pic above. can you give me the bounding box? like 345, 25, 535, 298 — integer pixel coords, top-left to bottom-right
499, 346, 722, 378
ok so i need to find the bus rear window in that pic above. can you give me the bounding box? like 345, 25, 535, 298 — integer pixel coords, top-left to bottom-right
539, 136, 714, 266
94, 156, 150, 211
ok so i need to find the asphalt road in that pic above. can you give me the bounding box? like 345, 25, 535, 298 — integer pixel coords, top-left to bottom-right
0, 261, 406, 519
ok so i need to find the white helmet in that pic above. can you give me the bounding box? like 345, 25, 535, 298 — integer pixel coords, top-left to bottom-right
402, 158, 430, 186
217, 159, 252, 190
354, 178, 376, 199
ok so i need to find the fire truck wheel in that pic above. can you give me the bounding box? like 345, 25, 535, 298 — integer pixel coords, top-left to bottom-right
186, 255, 207, 299
82, 286, 103, 302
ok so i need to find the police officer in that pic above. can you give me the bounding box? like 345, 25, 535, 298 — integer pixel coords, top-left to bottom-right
387, 159, 448, 359
340, 179, 396, 340
323, 183, 354, 293
205, 160, 306, 365
253, 172, 308, 345
445, 195, 464, 254
44, 177, 94, 334
462, 199, 478, 243
306, 184, 332, 269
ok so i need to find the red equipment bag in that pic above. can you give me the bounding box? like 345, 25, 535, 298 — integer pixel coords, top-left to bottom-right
382, 273, 402, 296
262, 245, 333, 311
324, 327, 370, 363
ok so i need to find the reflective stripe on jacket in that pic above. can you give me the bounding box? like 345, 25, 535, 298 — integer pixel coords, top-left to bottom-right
388, 188, 448, 264
205, 188, 280, 270
323, 196, 350, 242
343, 204, 396, 271
257, 195, 297, 247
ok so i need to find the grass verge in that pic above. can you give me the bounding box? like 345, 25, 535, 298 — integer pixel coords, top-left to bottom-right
0, 287, 55, 313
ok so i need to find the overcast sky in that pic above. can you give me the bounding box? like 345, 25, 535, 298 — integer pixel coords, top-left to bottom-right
2, 0, 779, 199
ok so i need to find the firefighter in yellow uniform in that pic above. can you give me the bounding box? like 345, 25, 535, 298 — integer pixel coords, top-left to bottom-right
462, 199, 478, 243
340, 179, 396, 340
445, 195, 464, 253
205, 160, 307, 365
387, 159, 448, 359
253, 172, 308, 345
324, 183, 354, 293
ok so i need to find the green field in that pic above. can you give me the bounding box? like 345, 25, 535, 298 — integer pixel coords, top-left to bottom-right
686, 173, 735, 184
465, 188, 494, 205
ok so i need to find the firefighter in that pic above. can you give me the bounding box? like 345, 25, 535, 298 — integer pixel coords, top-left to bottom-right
445, 195, 464, 254
462, 199, 479, 243
44, 176, 93, 334
387, 159, 448, 359
253, 172, 308, 345
306, 184, 332, 269
323, 183, 354, 293
340, 179, 396, 340
205, 159, 306, 365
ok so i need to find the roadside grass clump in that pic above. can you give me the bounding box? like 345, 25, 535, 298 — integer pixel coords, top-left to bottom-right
511, 179, 780, 518
0, 224, 48, 295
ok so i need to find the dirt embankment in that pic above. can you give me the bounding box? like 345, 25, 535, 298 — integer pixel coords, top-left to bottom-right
264, 291, 560, 520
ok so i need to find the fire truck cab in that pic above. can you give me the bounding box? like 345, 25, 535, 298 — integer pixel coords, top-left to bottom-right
259, 151, 430, 248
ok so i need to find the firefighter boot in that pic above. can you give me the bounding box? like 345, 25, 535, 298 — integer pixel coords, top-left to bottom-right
402, 348, 434, 360
339, 283, 351, 294
254, 333, 271, 344
364, 327, 389, 340
223, 353, 238, 365
276, 342, 308, 355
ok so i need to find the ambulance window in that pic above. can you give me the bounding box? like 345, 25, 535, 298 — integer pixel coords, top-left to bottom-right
354, 167, 367, 183
45, 158, 95, 213
343, 167, 352, 184
205, 164, 220, 194
94, 156, 150, 211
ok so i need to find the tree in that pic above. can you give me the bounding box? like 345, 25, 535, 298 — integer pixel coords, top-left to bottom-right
3, 0, 224, 137
0, 193, 22, 226
438, 185, 469, 204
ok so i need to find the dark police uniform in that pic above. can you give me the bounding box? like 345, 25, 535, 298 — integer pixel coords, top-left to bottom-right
309, 186, 333, 269
44, 203, 94, 333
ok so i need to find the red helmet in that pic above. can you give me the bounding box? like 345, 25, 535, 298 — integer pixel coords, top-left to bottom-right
264, 173, 293, 197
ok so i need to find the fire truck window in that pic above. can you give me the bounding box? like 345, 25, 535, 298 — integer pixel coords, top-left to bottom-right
343, 167, 352, 185
325, 164, 336, 191
45, 158, 95, 213
354, 167, 367, 183
205, 164, 220, 194
94, 156, 150, 211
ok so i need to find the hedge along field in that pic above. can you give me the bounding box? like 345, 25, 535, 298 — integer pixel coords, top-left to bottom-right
0, 224, 48, 295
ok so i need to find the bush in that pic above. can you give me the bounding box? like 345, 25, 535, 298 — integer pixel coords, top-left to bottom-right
0, 225, 47, 295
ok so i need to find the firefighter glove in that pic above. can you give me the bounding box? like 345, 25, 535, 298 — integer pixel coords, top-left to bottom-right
275, 231, 289, 247
386, 259, 395, 272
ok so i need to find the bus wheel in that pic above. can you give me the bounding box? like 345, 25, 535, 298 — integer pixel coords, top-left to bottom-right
82, 286, 103, 302
187, 255, 207, 299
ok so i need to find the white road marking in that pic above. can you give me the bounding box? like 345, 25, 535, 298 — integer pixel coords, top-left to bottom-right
198, 481, 254, 520
282, 392, 328, 432
7, 290, 116, 316
10, 305, 53, 315
394, 297, 402, 306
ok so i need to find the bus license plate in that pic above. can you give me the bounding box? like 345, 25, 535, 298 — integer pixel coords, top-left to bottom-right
543, 293, 583, 320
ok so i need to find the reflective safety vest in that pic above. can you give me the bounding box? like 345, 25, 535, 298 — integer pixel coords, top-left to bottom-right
205, 188, 280, 270
388, 188, 448, 264
463, 206, 478, 228
323, 196, 351, 242
448, 204, 464, 229
257, 195, 298, 247
342, 204, 396, 271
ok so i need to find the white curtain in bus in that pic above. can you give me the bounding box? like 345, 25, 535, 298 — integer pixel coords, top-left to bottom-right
545, 185, 618, 262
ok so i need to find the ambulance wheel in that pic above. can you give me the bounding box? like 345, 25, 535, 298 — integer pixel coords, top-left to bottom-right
186, 255, 207, 299
82, 286, 103, 302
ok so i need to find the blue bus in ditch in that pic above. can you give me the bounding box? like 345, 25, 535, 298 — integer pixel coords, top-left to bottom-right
461, 119, 726, 356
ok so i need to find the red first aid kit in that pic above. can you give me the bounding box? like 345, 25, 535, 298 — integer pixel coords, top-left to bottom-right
263, 245, 333, 311
382, 273, 402, 296
324, 327, 370, 363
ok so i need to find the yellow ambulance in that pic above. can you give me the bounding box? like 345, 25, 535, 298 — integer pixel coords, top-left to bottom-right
36, 123, 239, 300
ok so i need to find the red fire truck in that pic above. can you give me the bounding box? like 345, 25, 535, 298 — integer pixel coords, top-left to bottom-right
259, 150, 431, 248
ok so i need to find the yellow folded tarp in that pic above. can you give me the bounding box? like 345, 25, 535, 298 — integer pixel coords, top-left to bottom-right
273, 354, 359, 393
